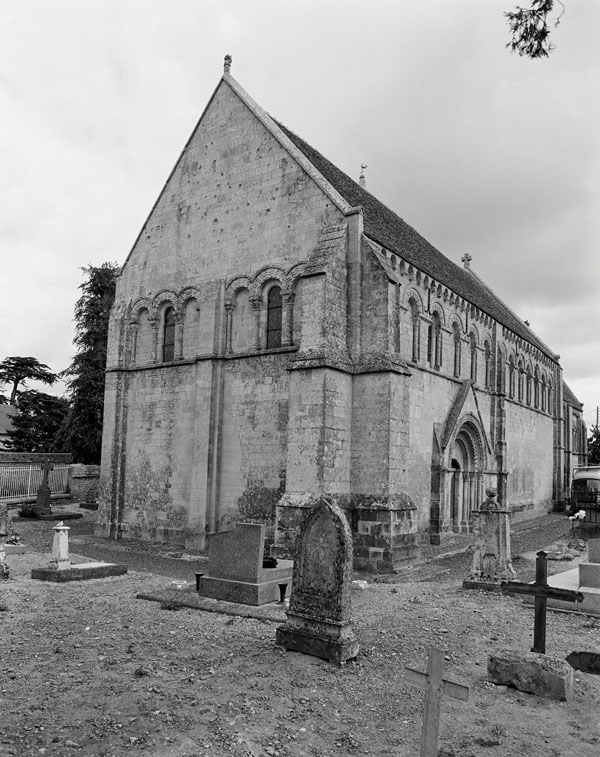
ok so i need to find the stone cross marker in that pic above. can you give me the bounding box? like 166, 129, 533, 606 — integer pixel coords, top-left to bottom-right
275, 498, 359, 664
501, 550, 583, 654
35, 460, 54, 515
405, 647, 469, 757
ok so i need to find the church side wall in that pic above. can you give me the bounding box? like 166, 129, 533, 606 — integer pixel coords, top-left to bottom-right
504, 400, 554, 520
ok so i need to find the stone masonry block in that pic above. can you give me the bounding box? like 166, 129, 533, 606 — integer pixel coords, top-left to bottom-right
488, 649, 573, 701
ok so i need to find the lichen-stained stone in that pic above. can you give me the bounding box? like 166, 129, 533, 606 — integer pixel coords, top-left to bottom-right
276, 498, 359, 664
487, 649, 573, 701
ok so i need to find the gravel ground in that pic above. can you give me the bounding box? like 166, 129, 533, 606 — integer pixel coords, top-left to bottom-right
2, 505, 598, 757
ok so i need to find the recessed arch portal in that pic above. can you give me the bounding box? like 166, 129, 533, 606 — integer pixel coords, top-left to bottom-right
446, 417, 487, 534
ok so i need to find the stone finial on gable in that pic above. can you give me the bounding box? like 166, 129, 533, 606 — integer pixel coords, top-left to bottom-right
359, 163, 368, 188
461, 253, 472, 270
224, 54, 232, 74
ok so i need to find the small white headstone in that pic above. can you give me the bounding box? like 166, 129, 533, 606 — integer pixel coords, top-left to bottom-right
48, 521, 71, 571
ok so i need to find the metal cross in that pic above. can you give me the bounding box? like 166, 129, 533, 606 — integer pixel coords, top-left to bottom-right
501, 550, 584, 654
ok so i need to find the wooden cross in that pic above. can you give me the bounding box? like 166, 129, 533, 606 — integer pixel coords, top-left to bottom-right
40, 460, 54, 487
405, 647, 469, 757
501, 550, 584, 654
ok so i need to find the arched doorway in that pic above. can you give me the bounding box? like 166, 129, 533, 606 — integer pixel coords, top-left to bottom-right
447, 420, 485, 533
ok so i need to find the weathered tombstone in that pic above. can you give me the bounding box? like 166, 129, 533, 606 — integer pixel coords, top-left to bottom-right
0, 502, 8, 538
32, 521, 127, 582
405, 648, 469, 757
0, 543, 9, 579
501, 551, 583, 654
275, 498, 359, 664
48, 521, 71, 571
197, 522, 293, 605
463, 488, 516, 590
35, 460, 54, 516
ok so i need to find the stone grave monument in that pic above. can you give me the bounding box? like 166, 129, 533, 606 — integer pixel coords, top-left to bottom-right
276, 498, 359, 664
0, 503, 26, 555
487, 551, 583, 701
31, 521, 128, 582
463, 487, 516, 591
197, 522, 293, 606
0, 542, 9, 579
0, 502, 8, 538
34, 460, 54, 516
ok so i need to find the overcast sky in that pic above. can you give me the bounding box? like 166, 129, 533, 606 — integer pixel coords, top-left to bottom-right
1, 0, 599, 425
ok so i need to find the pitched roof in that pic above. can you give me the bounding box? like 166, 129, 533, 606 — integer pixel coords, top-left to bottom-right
275, 121, 558, 362
562, 380, 583, 410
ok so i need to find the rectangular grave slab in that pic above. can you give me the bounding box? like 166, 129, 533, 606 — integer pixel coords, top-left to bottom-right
488, 649, 573, 701
31, 561, 128, 582
208, 522, 265, 582
588, 539, 600, 563
197, 561, 293, 605
199, 522, 293, 606
579, 561, 600, 589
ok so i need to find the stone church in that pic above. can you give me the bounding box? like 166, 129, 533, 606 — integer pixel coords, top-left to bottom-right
97, 57, 585, 570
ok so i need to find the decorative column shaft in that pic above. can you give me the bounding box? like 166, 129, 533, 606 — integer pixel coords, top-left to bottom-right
225, 302, 234, 354
174, 313, 184, 360
149, 318, 158, 363
281, 292, 294, 347
250, 296, 262, 351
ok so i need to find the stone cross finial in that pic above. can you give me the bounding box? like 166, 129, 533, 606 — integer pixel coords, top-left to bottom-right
461, 253, 472, 270
359, 163, 367, 188
224, 54, 232, 74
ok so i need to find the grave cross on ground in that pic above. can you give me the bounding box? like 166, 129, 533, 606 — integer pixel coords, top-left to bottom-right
405, 647, 469, 757
501, 550, 584, 654
35, 460, 54, 515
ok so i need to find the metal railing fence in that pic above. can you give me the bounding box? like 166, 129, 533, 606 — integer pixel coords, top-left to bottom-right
0, 464, 70, 502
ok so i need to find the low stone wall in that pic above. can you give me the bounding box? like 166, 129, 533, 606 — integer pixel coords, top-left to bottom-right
0, 452, 72, 466
69, 464, 100, 503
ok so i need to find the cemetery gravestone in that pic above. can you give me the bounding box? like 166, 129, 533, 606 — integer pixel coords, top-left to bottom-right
35, 460, 54, 516
276, 498, 359, 664
501, 550, 583, 654
32, 521, 127, 582
0, 502, 8, 538
0, 542, 9, 579
197, 522, 293, 605
464, 487, 516, 590
489, 551, 582, 701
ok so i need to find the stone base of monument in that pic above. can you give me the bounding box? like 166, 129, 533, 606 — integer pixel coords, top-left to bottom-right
38, 512, 83, 521
197, 561, 293, 606
462, 579, 504, 592
276, 614, 360, 664
488, 649, 573, 701
31, 561, 127, 582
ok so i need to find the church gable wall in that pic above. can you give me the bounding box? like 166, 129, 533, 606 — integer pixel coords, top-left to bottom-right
116, 80, 344, 305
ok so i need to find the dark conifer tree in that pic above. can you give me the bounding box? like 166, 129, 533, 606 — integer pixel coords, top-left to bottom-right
61, 263, 119, 464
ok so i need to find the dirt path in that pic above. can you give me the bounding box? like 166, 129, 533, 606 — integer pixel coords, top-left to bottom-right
1, 511, 599, 757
